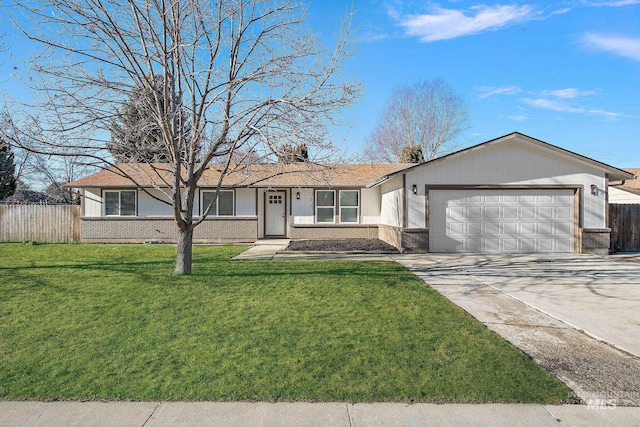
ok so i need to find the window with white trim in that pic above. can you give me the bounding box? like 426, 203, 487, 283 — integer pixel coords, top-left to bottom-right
202, 190, 234, 216
104, 190, 136, 216
315, 190, 335, 223
339, 190, 359, 223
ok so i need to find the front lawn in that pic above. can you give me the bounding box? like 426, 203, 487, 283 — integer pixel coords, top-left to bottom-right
0, 244, 571, 402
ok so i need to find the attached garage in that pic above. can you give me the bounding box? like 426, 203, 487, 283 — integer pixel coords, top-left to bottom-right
374, 133, 636, 255
428, 188, 576, 253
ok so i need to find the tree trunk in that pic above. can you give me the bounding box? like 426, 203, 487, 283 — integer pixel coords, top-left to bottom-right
175, 226, 193, 275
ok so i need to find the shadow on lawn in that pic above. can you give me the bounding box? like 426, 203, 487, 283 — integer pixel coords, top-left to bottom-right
1, 257, 408, 283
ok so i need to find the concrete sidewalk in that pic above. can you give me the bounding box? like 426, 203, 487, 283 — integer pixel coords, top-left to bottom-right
2, 401, 640, 427
231, 239, 291, 260
232, 240, 396, 261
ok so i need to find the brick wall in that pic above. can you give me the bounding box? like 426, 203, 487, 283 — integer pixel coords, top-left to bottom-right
402, 228, 429, 253
378, 225, 402, 250
289, 225, 378, 240
582, 228, 611, 255
81, 217, 258, 243
379, 225, 429, 252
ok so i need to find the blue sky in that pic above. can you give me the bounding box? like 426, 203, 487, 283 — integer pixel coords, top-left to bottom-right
1, 1, 638, 168
307, 0, 640, 167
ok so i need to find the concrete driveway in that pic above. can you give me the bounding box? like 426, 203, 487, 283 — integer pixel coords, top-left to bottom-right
394, 253, 640, 357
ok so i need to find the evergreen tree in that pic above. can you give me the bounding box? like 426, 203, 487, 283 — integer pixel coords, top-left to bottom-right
400, 145, 424, 163
277, 143, 309, 163
109, 76, 193, 163
0, 141, 17, 200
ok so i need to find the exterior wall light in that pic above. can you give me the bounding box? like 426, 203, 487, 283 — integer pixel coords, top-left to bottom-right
296, 191, 300, 200
412, 185, 418, 195
590, 184, 598, 195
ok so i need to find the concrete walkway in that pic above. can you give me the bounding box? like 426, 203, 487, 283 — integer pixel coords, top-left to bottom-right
2, 401, 640, 427
231, 239, 291, 260
232, 240, 396, 261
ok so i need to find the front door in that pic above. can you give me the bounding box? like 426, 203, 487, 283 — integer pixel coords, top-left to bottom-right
265, 191, 286, 236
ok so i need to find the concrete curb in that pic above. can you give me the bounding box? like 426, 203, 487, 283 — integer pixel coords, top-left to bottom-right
2, 402, 640, 427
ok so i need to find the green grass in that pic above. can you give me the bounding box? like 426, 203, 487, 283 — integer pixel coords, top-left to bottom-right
0, 244, 571, 402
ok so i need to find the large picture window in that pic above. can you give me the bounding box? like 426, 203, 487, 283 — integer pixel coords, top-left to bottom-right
315, 190, 335, 223
104, 190, 136, 216
202, 190, 234, 216
339, 190, 359, 223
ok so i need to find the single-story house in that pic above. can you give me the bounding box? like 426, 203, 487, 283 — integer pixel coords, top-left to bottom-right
66, 132, 636, 254
608, 168, 640, 203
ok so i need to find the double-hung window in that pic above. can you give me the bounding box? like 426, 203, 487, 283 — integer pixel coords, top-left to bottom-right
315, 190, 335, 223
315, 190, 360, 223
202, 190, 234, 216
339, 190, 359, 223
104, 190, 136, 216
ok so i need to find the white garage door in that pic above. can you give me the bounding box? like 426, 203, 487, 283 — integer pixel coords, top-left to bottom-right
429, 189, 574, 253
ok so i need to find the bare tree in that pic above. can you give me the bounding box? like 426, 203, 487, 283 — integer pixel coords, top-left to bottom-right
1, 0, 359, 274
362, 78, 468, 163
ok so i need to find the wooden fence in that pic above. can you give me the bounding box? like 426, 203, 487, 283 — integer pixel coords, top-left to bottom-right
0, 204, 81, 243
609, 204, 640, 252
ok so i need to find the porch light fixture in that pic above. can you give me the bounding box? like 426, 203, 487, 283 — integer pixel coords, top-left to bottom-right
296, 191, 300, 200
590, 184, 598, 195
412, 185, 418, 195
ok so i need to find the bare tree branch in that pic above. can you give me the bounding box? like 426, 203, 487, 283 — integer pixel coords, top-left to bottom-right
363, 78, 468, 163
1, 0, 360, 274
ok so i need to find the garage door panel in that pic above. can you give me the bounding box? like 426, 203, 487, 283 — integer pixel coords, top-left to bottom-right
556, 206, 572, 219
485, 222, 500, 235
467, 206, 482, 218
556, 239, 572, 252
556, 195, 572, 204
521, 206, 536, 218
519, 195, 536, 203
538, 195, 554, 203
450, 206, 465, 220
503, 206, 518, 218
429, 189, 574, 253
484, 206, 500, 219
503, 222, 518, 234
449, 222, 464, 235
539, 206, 553, 219
539, 222, 554, 235
467, 238, 482, 251
555, 222, 572, 235
503, 238, 518, 251
539, 239, 553, 251
520, 222, 537, 235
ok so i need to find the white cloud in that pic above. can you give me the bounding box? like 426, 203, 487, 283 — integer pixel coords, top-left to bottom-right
477, 86, 523, 99
522, 97, 584, 113
581, 33, 640, 61
397, 4, 537, 42
540, 88, 598, 98
507, 113, 529, 122
476, 86, 522, 99
522, 97, 628, 118
357, 31, 391, 43
581, 0, 640, 6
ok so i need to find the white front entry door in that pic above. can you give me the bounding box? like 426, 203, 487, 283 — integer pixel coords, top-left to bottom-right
265, 191, 286, 236
429, 189, 575, 253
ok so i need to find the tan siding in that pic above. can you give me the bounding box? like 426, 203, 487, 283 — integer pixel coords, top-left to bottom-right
289, 225, 378, 240
406, 139, 608, 229
83, 189, 102, 217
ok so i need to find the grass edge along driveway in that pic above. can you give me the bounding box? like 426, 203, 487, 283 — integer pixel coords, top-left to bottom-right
0, 244, 572, 403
